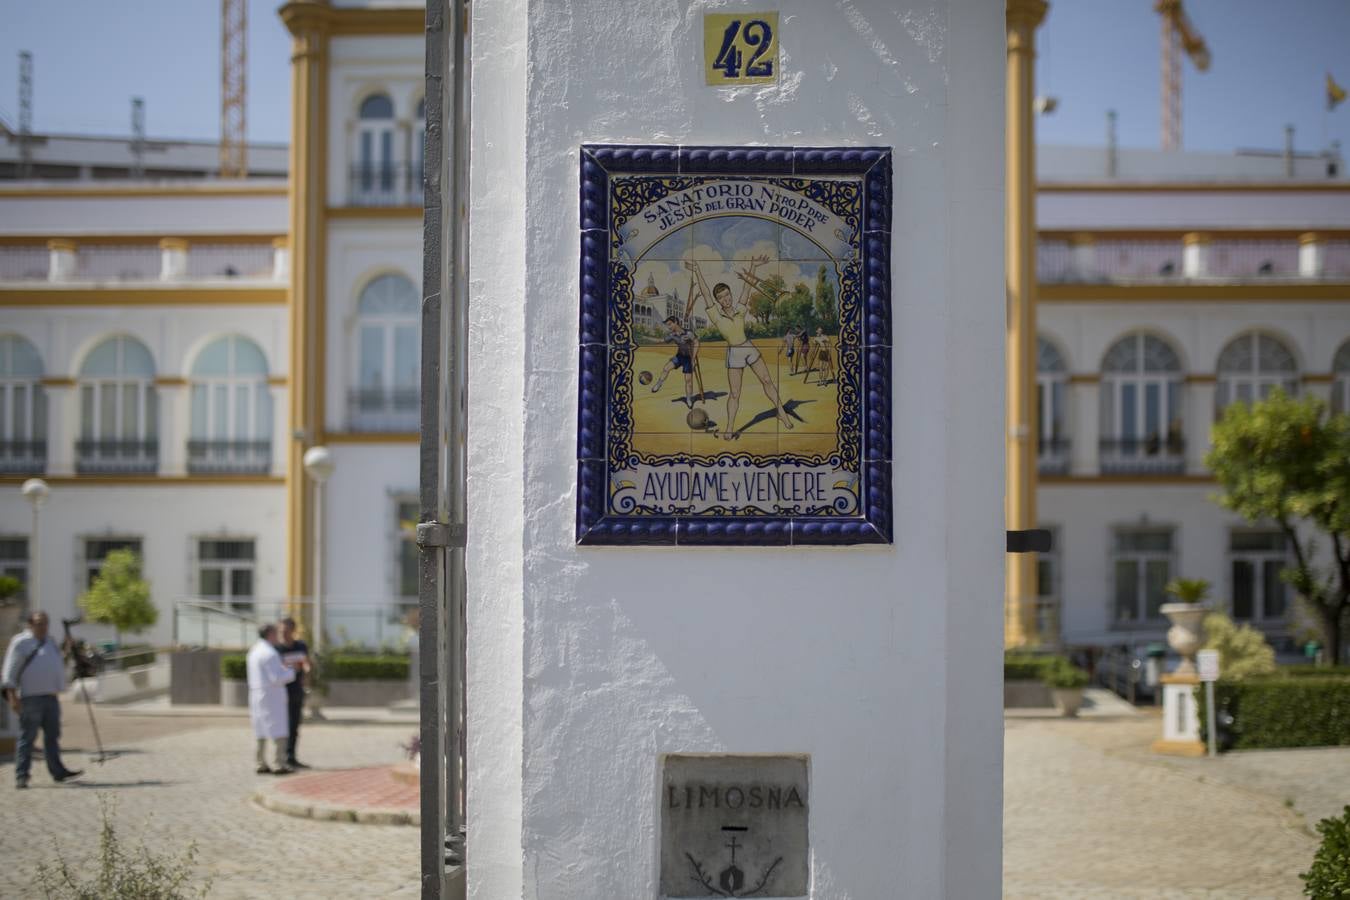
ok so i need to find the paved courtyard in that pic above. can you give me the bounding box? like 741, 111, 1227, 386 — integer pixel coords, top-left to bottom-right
1005, 707, 1330, 899
0, 713, 420, 898
3, 697, 1345, 897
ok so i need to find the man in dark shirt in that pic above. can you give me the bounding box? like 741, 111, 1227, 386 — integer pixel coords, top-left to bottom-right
276, 617, 312, 769
652, 316, 700, 409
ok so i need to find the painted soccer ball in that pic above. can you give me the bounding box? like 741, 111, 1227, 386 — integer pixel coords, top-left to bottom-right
638, 370, 653, 385
686, 408, 709, 430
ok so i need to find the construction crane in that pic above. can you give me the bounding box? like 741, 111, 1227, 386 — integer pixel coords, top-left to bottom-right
1156, 0, 1210, 151
220, 0, 247, 177
18, 52, 32, 178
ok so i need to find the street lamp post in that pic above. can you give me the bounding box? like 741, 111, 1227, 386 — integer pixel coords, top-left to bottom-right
20, 478, 49, 616
301, 447, 334, 652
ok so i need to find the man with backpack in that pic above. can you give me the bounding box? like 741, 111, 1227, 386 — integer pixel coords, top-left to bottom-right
2, 611, 82, 789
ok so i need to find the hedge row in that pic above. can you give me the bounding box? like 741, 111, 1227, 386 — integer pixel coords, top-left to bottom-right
220, 653, 409, 681
1280, 665, 1350, 679
1198, 677, 1350, 750
1004, 654, 1063, 682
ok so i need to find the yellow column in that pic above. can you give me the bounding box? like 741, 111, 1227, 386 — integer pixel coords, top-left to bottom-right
280, 1, 331, 605
1005, 0, 1047, 649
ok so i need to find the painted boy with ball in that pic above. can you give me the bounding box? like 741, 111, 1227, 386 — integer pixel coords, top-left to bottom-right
651, 315, 699, 410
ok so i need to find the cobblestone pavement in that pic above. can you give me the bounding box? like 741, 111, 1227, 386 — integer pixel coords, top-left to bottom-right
1005, 714, 1323, 899
0, 717, 419, 899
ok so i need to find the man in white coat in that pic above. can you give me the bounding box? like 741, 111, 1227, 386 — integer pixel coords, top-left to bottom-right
247, 623, 296, 774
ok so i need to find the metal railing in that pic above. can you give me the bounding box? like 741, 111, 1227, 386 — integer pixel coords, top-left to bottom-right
348, 164, 423, 207
1039, 237, 1350, 283
173, 597, 419, 651
184, 244, 276, 279
1098, 436, 1186, 474
1037, 437, 1071, 475
0, 440, 46, 474
75, 245, 160, 280
0, 246, 50, 280
348, 386, 419, 432
186, 439, 272, 474
75, 438, 158, 474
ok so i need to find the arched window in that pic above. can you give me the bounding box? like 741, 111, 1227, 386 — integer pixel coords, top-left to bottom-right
1216, 332, 1298, 414
1037, 336, 1069, 473
355, 92, 396, 201
351, 274, 420, 430
188, 336, 272, 473
1100, 333, 1184, 473
0, 335, 47, 474
1333, 340, 1350, 415
77, 336, 157, 473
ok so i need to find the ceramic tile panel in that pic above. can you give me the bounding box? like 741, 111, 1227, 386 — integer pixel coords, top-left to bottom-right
576, 145, 892, 546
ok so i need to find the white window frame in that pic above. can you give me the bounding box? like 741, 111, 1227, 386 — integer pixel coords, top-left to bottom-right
354, 93, 397, 203
1216, 332, 1299, 415
1100, 334, 1184, 471
1111, 526, 1175, 626
194, 537, 257, 612
1227, 529, 1290, 625
0, 535, 29, 607
1035, 525, 1060, 642
392, 493, 418, 602
351, 275, 420, 430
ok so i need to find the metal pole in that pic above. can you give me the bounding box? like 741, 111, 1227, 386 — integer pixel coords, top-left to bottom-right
421, 0, 470, 895
29, 502, 39, 616
1205, 680, 1217, 757
313, 480, 324, 653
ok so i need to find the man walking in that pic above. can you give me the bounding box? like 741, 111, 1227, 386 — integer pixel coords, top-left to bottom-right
247, 623, 295, 774
277, 617, 311, 769
2, 611, 82, 789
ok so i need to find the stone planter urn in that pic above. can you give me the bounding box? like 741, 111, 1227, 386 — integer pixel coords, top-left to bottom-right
1052, 687, 1085, 718
1161, 602, 1207, 675
220, 678, 248, 707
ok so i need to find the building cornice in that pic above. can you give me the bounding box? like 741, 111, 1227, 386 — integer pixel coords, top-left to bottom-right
0, 475, 285, 487
1040, 228, 1350, 242
1040, 181, 1350, 193
321, 432, 420, 444
327, 206, 423, 220
0, 183, 288, 199
280, 1, 423, 37
0, 234, 287, 246
1039, 282, 1350, 302
0, 286, 288, 306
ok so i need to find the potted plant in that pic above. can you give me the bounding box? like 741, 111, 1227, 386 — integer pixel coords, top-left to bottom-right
220, 654, 248, 706
1162, 578, 1211, 675
1043, 659, 1090, 718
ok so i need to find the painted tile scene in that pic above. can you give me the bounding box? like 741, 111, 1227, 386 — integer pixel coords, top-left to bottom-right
605, 174, 863, 519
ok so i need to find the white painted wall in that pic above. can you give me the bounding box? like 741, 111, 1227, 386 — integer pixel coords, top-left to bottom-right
0, 484, 285, 648
466, 1, 1005, 898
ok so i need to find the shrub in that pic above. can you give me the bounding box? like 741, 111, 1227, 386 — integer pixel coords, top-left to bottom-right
220, 655, 246, 680
34, 794, 211, 899
1043, 658, 1090, 690
1202, 611, 1277, 680
1301, 805, 1350, 898
1004, 653, 1062, 681
1198, 677, 1350, 750
324, 654, 409, 681
1282, 666, 1350, 679
0, 574, 21, 607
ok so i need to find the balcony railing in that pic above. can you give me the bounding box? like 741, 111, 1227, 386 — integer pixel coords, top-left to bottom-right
348, 387, 419, 432
1098, 436, 1186, 475
0, 440, 47, 474
1039, 237, 1350, 283
1037, 437, 1071, 475
348, 164, 423, 207
186, 440, 272, 474
75, 439, 158, 474
0, 242, 282, 284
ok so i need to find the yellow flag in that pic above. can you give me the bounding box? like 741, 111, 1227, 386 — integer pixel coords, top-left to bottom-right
1330, 72, 1348, 111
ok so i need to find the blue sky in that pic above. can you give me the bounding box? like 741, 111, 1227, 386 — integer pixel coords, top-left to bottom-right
0, 0, 1347, 154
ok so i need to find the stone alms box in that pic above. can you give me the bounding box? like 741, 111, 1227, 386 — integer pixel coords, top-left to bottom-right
577, 146, 892, 546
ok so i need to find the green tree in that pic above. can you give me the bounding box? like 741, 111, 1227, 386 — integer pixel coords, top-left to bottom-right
776, 283, 817, 333
748, 273, 784, 325
813, 265, 838, 332
1201, 611, 1277, 680
79, 550, 156, 645
1206, 391, 1350, 663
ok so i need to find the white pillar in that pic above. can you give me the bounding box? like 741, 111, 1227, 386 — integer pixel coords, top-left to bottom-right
1299, 232, 1326, 279
46, 383, 77, 475
1070, 379, 1099, 476
159, 238, 189, 281
1182, 232, 1210, 279
1069, 233, 1096, 280
1186, 381, 1215, 474
47, 240, 77, 282
157, 382, 186, 475
271, 237, 291, 281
